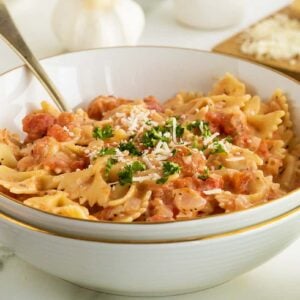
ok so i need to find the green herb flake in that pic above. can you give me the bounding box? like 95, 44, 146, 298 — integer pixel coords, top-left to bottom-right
131, 161, 146, 172
98, 147, 116, 157
163, 161, 181, 176
93, 125, 113, 140
142, 117, 185, 148
156, 161, 181, 184
176, 125, 184, 138
198, 168, 210, 180
156, 177, 168, 184
145, 120, 153, 126
187, 120, 211, 138
210, 141, 226, 154
119, 141, 142, 156
216, 164, 224, 170
118, 161, 146, 185
141, 127, 170, 148
191, 139, 200, 149
105, 157, 118, 176
166, 118, 184, 138
225, 136, 233, 143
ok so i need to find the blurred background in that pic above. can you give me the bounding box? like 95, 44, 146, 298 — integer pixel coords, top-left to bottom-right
0, 0, 297, 76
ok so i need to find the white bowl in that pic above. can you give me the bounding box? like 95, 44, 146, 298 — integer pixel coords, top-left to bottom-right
0, 47, 299, 242
0, 207, 299, 296
173, 0, 246, 29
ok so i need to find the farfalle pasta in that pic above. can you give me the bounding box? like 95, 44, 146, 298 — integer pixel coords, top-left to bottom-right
0, 74, 299, 222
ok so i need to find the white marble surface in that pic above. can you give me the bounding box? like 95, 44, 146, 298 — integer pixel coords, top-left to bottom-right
0, 0, 299, 299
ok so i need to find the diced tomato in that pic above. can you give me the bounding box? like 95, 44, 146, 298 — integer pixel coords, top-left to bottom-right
47, 124, 72, 142
22, 113, 56, 141
256, 140, 270, 159
169, 147, 206, 177
29, 137, 88, 173
87, 96, 131, 120
231, 172, 252, 194
206, 111, 248, 136
150, 183, 174, 202
57, 112, 75, 126
205, 111, 225, 133
144, 96, 164, 112
173, 176, 224, 193
173, 177, 195, 189
200, 177, 224, 191
147, 197, 175, 221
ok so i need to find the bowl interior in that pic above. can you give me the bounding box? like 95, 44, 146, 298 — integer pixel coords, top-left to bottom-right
2, 47, 299, 135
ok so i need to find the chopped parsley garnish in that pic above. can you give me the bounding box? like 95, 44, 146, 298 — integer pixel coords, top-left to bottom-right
165, 118, 184, 138
210, 140, 226, 154
162, 161, 181, 176
176, 125, 184, 138
119, 141, 142, 156
141, 126, 170, 148
156, 161, 181, 184
225, 136, 233, 143
191, 138, 200, 149
141, 118, 184, 148
131, 161, 146, 172
98, 147, 116, 156
93, 125, 113, 140
171, 149, 177, 156
198, 168, 210, 180
118, 161, 146, 185
216, 164, 224, 170
187, 120, 211, 138
156, 177, 168, 184
145, 120, 153, 126
105, 157, 118, 176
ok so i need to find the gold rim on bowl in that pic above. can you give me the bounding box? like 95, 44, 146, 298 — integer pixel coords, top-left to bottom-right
1, 206, 299, 244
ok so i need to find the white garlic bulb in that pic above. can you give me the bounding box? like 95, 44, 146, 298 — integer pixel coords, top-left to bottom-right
52, 0, 145, 51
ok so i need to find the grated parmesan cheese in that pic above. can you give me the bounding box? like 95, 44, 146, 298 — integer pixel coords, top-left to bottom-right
172, 117, 177, 143
203, 132, 219, 146
119, 105, 150, 134
115, 148, 129, 162
241, 13, 300, 64
142, 156, 155, 169
152, 141, 173, 161
133, 173, 160, 183
203, 188, 223, 195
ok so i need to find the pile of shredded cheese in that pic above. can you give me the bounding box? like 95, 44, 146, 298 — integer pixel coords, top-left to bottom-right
241, 13, 300, 64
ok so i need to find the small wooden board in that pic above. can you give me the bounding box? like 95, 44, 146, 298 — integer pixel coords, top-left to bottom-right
213, 6, 300, 81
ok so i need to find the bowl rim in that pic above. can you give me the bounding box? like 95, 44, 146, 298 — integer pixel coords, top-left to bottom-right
1, 205, 299, 244
0, 45, 299, 226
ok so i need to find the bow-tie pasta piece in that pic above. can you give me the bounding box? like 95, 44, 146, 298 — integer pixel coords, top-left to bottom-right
210, 73, 246, 96
95, 188, 152, 222
56, 157, 110, 207
0, 166, 56, 194
247, 111, 285, 138
24, 192, 92, 220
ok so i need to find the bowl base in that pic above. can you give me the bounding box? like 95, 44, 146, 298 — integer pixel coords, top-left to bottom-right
68, 279, 231, 297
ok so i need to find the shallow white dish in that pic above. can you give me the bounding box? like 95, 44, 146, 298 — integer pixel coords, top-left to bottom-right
0, 47, 299, 242
173, 0, 245, 29
0, 207, 299, 296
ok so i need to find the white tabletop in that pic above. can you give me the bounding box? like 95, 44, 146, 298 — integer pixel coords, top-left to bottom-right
0, 0, 299, 299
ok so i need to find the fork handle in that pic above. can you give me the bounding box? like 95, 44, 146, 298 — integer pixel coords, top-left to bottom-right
0, 1, 68, 112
